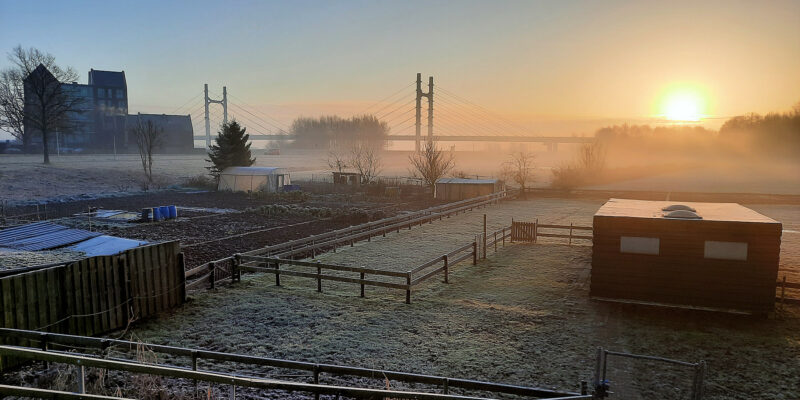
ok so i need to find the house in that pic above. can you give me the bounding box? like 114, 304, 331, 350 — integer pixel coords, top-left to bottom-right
591, 198, 782, 314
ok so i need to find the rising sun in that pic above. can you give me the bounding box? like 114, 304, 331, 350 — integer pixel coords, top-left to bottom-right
658, 87, 708, 122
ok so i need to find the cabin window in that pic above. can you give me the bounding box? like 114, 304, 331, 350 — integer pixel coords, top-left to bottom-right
620, 236, 660, 255
704, 241, 747, 261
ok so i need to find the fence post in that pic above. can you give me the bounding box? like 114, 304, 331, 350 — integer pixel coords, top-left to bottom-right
208, 262, 215, 289
74, 364, 86, 393
472, 241, 477, 265
780, 275, 786, 310
494, 231, 497, 252
317, 261, 322, 292
360, 271, 365, 298
275, 261, 281, 286
232, 254, 241, 283
534, 218, 538, 243
511, 218, 514, 243
502, 227, 506, 247
569, 223, 573, 246
313, 365, 321, 400
443, 255, 449, 284
443, 377, 449, 394
406, 272, 412, 304
483, 214, 487, 259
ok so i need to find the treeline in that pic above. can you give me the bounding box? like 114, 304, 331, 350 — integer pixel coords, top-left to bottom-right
289, 114, 388, 149
718, 107, 800, 155
593, 103, 800, 157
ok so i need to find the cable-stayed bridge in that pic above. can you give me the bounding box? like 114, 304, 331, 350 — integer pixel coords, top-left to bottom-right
178, 74, 594, 149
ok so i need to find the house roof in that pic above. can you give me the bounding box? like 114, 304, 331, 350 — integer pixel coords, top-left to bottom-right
594, 198, 779, 224
436, 178, 499, 184
221, 167, 288, 176
126, 113, 192, 133
88, 69, 126, 87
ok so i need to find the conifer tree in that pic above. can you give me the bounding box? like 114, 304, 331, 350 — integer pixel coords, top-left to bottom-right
206, 120, 255, 180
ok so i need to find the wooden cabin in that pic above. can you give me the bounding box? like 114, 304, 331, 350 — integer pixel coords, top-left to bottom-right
591, 199, 781, 314
218, 167, 291, 193
435, 178, 504, 201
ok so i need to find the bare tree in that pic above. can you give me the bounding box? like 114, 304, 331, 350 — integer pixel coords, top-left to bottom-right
327, 148, 349, 173
577, 142, 606, 172
502, 152, 535, 197
0, 46, 80, 162
129, 119, 163, 189
409, 140, 455, 195
349, 143, 382, 184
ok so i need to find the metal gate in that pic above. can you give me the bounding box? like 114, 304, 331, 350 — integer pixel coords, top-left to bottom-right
593, 348, 706, 399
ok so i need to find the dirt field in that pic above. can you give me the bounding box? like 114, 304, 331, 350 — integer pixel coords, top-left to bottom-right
100, 197, 800, 400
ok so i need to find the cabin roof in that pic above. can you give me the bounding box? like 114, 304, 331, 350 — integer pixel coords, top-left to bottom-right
594, 198, 779, 224
436, 178, 498, 185
220, 167, 288, 176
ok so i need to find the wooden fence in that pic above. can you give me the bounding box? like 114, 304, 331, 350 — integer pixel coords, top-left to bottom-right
511, 220, 593, 245
184, 191, 513, 290
0, 241, 185, 370
0, 328, 589, 399
236, 225, 516, 304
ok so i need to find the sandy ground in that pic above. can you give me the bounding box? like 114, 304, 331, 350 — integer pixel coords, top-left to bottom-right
104, 198, 800, 400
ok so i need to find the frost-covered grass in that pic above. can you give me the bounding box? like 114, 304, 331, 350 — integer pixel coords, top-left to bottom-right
127, 198, 800, 399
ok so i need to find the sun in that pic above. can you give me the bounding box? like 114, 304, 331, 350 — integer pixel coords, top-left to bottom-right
657, 87, 708, 122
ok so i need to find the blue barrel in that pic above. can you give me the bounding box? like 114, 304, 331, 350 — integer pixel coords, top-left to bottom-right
168, 205, 177, 219
159, 206, 170, 219
141, 208, 152, 221
152, 207, 162, 221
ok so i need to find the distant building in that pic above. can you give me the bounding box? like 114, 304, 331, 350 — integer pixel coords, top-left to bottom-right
125, 113, 194, 153
23, 66, 194, 153
434, 178, 504, 201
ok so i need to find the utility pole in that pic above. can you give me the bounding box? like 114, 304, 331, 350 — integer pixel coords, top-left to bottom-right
415, 73, 434, 152
204, 84, 228, 149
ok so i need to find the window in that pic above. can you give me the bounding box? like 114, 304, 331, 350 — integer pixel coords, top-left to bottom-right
620, 236, 660, 255
704, 241, 747, 261
97, 88, 104, 98
116, 89, 123, 99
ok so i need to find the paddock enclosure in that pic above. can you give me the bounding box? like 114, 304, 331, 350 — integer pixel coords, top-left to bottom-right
591, 199, 782, 313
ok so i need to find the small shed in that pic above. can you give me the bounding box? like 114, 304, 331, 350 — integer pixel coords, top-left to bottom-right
435, 178, 504, 201
591, 199, 782, 314
333, 172, 363, 186
218, 167, 291, 193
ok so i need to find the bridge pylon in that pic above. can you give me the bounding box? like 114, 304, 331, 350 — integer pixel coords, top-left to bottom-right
415, 73, 433, 152
204, 84, 228, 149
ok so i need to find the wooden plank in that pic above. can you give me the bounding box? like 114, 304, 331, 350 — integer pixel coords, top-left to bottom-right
149, 245, 162, 315
25, 273, 38, 332
411, 257, 443, 274
158, 243, 170, 311
97, 257, 110, 333
108, 256, 121, 330
135, 247, 148, 318
185, 274, 211, 290
62, 264, 76, 335
1, 278, 14, 330
240, 265, 409, 290
537, 224, 593, 230
34, 270, 48, 331
245, 257, 407, 277
184, 263, 208, 279
104, 256, 119, 331
72, 261, 85, 336
46, 268, 59, 333
82, 259, 95, 336
411, 265, 447, 286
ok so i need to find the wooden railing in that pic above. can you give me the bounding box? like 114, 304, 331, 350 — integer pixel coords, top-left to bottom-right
184, 191, 514, 290
0, 328, 589, 399
511, 220, 593, 245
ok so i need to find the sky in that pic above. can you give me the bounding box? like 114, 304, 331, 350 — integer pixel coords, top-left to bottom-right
1, 0, 799, 139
